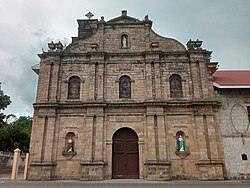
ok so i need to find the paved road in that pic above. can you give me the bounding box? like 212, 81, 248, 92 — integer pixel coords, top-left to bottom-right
0, 180, 250, 188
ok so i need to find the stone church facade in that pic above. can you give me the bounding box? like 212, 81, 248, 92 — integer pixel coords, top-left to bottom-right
28, 10, 226, 180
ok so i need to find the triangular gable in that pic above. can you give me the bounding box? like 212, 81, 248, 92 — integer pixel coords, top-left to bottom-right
107, 10, 144, 24
107, 15, 142, 24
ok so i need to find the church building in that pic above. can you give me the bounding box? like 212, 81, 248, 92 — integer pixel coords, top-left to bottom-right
28, 10, 227, 180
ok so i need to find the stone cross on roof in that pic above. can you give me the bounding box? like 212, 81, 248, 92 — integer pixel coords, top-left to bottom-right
85, 11, 94, 19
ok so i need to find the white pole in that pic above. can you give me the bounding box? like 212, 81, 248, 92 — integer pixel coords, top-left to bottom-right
11, 148, 20, 180
23, 153, 29, 180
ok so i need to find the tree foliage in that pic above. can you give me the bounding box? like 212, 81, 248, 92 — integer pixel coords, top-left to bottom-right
0, 85, 32, 152
0, 88, 11, 128
0, 116, 33, 152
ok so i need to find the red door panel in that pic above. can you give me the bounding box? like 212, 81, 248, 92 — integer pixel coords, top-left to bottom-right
112, 128, 139, 179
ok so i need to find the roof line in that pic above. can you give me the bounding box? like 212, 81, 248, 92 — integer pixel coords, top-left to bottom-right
213, 82, 250, 88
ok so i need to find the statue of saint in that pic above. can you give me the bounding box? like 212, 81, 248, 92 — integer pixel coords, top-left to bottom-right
179, 135, 184, 151
122, 35, 127, 47
67, 138, 74, 152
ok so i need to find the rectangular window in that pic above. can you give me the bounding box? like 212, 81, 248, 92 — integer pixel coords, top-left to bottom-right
248, 106, 250, 123
242, 154, 248, 161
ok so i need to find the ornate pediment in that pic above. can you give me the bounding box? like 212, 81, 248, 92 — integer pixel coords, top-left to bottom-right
107, 10, 151, 25
107, 16, 141, 24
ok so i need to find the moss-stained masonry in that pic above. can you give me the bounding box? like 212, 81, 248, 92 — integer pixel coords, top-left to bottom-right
28, 10, 226, 181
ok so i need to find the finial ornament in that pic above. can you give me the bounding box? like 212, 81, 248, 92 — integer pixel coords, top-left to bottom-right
85, 11, 94, 19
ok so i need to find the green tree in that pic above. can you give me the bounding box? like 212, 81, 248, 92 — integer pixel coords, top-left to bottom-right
0, 83, 11, 128
0, 84, 32, 152
0, 116, 32, 152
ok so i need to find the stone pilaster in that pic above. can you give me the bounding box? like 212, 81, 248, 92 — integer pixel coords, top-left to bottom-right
145, 114, 156, 160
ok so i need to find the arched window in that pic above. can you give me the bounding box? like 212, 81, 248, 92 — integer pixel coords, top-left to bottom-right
119, 75, 131, 98
68, 76, 81, 99
169, 74, 183, 98
176, 131, 185, 152
121, 34, 128, 48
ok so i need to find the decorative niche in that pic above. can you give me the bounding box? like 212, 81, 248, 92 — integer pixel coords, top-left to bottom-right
121, 34, 128, 48
175, 131, 190, 159
62, 132, 77, 159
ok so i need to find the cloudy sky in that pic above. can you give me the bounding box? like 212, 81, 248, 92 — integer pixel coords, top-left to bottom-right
0, 0, 249, 117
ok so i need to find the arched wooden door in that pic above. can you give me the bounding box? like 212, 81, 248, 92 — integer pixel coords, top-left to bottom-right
112, 128, 139, 179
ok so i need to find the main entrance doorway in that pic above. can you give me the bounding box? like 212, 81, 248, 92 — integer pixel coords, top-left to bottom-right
112, 127, 139, 179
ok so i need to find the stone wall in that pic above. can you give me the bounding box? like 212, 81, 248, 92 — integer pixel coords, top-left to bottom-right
0, 151, 26, 178
216, 89, 250, 179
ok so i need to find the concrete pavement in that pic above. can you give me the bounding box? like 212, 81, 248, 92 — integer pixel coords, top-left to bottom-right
0, 179, 250, 188
1, 171, 250, 188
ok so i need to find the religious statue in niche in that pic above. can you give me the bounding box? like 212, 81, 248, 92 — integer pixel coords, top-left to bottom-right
121, 35, 128, 48
178, 135, 184, 151
67, 137, 74, 153
175, 131, 190, 158
62, 132, 77, 158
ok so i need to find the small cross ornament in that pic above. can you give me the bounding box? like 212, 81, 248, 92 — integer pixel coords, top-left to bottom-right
85, 11, 94, 19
